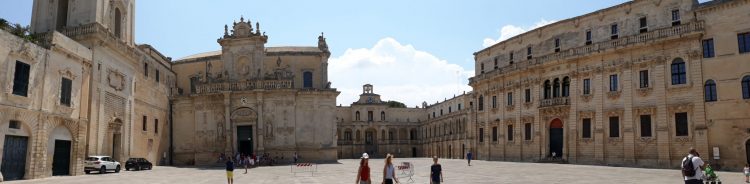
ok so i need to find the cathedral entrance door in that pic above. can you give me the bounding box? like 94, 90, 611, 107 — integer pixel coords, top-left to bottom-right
549, 118, 564, 158
237, 126, 253, 155
746, 139, 750, 165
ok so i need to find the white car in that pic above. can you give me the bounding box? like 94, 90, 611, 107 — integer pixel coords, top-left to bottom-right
84, 156, 121, 174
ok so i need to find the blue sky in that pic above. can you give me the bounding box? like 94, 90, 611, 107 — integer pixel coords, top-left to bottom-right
2, 0, 644, 106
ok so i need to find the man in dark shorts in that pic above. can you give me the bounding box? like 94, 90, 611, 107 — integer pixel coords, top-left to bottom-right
431, 156, 443, 184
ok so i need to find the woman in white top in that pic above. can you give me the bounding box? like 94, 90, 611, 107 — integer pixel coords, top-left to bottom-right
744, 163, 749, 183
382, 154, 400, 184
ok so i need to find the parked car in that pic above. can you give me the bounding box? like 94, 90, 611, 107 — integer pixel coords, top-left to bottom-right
84, 156, 120, 174
125, 158, 153, 171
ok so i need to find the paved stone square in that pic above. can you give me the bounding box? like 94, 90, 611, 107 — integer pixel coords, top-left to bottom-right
7, 158, 745, 184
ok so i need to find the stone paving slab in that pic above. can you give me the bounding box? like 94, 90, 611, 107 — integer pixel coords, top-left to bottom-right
7, 158, 745, 184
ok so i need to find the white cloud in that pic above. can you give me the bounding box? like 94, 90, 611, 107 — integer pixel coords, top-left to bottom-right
482, 19, 556, 48
329, 37, 474, 107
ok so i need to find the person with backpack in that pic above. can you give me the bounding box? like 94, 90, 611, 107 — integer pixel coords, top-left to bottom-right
681, 148, 706, 184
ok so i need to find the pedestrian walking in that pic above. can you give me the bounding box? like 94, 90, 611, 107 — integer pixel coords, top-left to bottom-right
243, 154, 249, 174
382, 154, 400, 184
466, 151, 473, 166
430, 156, 443, 184
356, 153, 371, 184
225, 158, 235, 184
681, 148, 705, 184
743, 164, 749, 183
294, 152, 299, 163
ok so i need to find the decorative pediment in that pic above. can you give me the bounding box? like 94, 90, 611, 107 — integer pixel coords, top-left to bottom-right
605, 108, 624, 117
668, 103, 693, 113
59, 67, 78, 80
634, 106, 656, 115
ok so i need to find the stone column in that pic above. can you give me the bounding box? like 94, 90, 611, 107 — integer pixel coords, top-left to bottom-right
623, 65, 636, 165
223, 92, 232, 154
256, 92, 264, 152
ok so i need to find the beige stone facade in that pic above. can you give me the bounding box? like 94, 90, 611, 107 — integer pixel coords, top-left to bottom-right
0, 0, 174, 180
471, 0, 750, 170
3, 0, 750, 182
170, 17, 339, 165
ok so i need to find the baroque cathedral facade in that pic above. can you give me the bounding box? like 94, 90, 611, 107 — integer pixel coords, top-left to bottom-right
0, 0, 749, 182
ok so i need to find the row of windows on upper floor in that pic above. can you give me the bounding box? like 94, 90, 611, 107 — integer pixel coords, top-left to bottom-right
428, 103, 464, 119
423, 119, 466, 139
477, 112, 691, 143
475, 57, 746, 111
11, 61, 73, 107
479, 10, 686, 74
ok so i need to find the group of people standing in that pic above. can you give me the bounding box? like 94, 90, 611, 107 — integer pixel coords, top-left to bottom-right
355, 153, 445, 184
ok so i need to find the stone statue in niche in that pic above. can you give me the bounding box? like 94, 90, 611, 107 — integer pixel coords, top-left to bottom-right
265, 120, 273, 138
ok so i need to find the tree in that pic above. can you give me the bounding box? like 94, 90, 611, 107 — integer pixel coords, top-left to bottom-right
386, 101, 406, 108
0, 18, 8, 30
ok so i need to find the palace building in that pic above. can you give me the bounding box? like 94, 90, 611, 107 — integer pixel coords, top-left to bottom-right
470, 0, 750, 170
0, 0, 749, 182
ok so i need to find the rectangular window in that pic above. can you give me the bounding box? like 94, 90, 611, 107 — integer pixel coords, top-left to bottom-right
492, 96, 497, 109
154, 119, 159, 134
582, 118, 592, 138
478, 96, 484, 111
639, 70, 649, 88
458, 104, 462, 110
554, 38, 561, 52
640, 115, 652, 137
526, 47, 532, 59
507, 125, 514, 141
583, 79, 591, 95
507, 92, 513, 106
524, 123, 532, 140
60, 78, 72, 106
494, 58, 498, 69
142, 116, 147, 131
609, 74, 619, 92
702, 39, 715, 58
585, 30, 592, 45
367, 111, 373, 121
9, 120, 21, 129
524, 89, 531, 103
675, 112, 689, 136
739, 32, 750, 53
479, 128, 484, 142
609, 116, 620, 137
611, 24, 619, 39
509, 52, 514, 63
639, 17, 648, 33
492, 127, 498, 142
144, 63, 148, 77
156, 70, 160, 82
672, 10, 681, 26
12, 61, 31, 97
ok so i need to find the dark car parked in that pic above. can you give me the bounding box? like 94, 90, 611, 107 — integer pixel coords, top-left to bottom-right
125, 158, 152, 171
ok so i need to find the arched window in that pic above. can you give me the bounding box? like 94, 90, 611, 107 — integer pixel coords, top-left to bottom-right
355, 111, 360, 121
671, 58, 687, 85
553, 78, 561, 97
543, 80, 551, 99
562, 77, 570, 97
704, 80, 717, 102
380, 111, 385, 121
742, 75, 750, 99
303, 71, 313, 88
114, 8, 122, 38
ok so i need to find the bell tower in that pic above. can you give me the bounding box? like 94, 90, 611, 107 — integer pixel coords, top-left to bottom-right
30, 0, 136, 45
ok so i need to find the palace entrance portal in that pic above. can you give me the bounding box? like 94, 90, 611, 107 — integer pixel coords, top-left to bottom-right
549, 118, 563, 158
